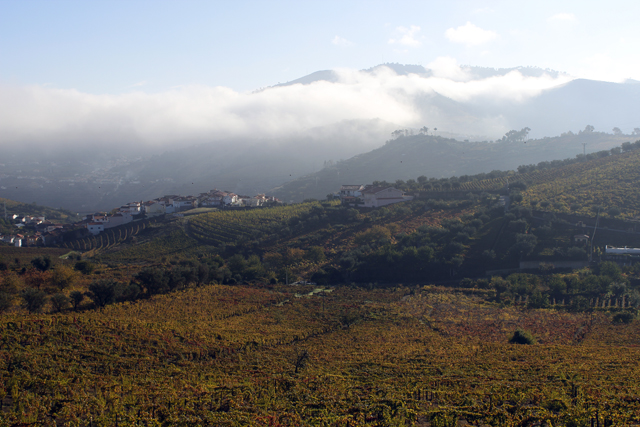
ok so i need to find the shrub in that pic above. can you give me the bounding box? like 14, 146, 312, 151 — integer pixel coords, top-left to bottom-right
612, 311, 635, 324
528, 291, 550, 309
30, 256, 52, 272
509, 329, 536, 345
0, 292, 13, 313
74, 260, 95, 275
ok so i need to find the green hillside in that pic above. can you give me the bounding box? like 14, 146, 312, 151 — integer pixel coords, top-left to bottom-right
272, 132, 629, 202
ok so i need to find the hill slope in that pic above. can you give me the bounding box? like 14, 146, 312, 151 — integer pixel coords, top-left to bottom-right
271, 132, 630, 202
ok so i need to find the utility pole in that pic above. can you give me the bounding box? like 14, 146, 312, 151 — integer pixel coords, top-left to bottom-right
582, 143, 587, 159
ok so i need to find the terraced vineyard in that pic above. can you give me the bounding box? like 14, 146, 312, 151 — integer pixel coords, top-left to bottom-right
188, 202, 336, 246
522, 149, 640, 218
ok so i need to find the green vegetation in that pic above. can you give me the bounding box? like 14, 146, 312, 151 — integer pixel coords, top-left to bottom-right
3, 135, 640, 424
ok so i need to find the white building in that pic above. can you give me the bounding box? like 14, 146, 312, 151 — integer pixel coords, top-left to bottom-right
361, 186, 412, 208
87, 222, 104, 235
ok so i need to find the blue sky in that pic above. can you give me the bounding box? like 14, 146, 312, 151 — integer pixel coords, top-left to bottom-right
2, 0, 638, 93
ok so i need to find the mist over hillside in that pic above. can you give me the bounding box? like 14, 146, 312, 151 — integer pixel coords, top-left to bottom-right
1, 62, 639, 211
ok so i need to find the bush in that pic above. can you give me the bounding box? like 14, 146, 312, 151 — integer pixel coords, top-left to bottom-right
0, 292, 13, 313
528, 291, 550, 309
31, 256, 52, 272
74, 260, 95, 275
612, 311, 635, 324
509, 329, 537, 345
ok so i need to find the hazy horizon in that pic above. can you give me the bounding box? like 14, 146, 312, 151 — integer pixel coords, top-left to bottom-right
1, 1, 640, 155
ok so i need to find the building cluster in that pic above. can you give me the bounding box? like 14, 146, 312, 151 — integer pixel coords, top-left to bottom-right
1, 215, 71, 247
1, 189, 283, 246
338, 184, 413, 208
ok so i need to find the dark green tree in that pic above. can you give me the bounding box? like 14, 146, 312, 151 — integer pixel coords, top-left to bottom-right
88, 279, 119, 307
21, 288, 47, 313
30, 256, 52, 272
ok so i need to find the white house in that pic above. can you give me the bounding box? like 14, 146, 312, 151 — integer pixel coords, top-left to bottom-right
223, 192, 238, 206
340, 185, 364, 204
170, 196, 198, 210
143, 200, 166, 216
87, 222, 104, 235
244, 194, 267, 207
118, 202, 142, 214
361, 186, 412, 208
104, 212, 133, 228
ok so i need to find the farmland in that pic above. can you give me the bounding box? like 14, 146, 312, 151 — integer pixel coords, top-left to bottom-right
1, 284, 639, 425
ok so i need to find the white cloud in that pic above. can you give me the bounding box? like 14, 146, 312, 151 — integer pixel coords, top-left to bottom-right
388, 25, 422, 47
427, 57, 472, 82
331, 36, 353, 47
445, 22, 497, 47
547, 13, 576, 22
576, 53, 640, 83
0, 64, 573, 149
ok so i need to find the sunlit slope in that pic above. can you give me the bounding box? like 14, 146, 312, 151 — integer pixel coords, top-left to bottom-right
521, 149, 640, 218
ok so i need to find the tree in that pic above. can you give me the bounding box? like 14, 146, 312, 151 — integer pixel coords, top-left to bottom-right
583, 125, 595, 133
21, 288, 47, 313
70, 290, 84, 310
502, 127, 530, 143
50, 293, 70, 312
135, 267, 169, 295
419, 126, 429, 135
305, 246, 326, 263
30, 256, 52, 272
88, 279, 119, 307
633, 127, 640, 136
612, 127, 622, 135
51, 265, 78, 290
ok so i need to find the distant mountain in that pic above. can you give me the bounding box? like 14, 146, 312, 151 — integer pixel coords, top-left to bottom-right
3, 63, 639, 212
274, 64, 637, 141
275, 63, 566, 87
504, 79, 640, 138
271, 132, 633, 203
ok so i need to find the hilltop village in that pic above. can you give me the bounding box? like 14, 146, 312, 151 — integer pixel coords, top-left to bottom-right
1, 189, 282, 247
1, 184, 414, 248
